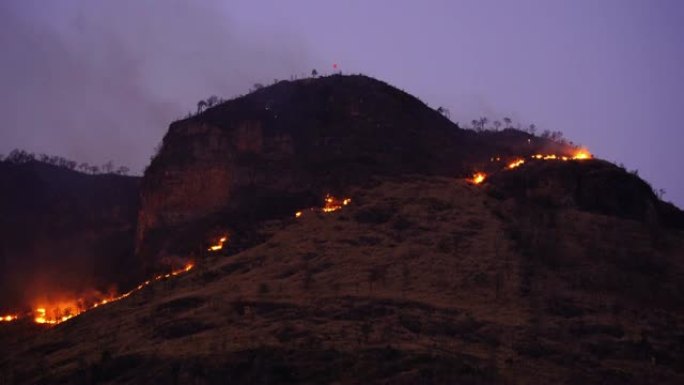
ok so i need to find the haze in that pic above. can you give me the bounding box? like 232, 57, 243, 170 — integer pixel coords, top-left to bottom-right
1, 0, 682, 206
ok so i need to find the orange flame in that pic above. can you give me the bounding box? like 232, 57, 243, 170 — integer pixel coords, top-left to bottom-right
208, 236, 228, 252
1, 314, 18, 322
507, 159, 525, 169
30, 262, 194, 326
322, 195, 352, 213
469, 172, 486, 184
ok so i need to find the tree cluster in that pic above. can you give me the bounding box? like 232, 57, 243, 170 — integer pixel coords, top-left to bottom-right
467, 116, 567, 144
0, 149, 130, 175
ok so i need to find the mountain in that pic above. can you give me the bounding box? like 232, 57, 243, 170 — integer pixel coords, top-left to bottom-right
0, 161, 141, 312
0, 75, 682, 384
137, 75, 577, 268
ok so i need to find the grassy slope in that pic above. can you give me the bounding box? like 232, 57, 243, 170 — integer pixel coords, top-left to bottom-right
1, 175, 682, 384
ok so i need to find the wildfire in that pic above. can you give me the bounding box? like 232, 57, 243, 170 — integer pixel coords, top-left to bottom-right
507, 159, 525, 169
10, 262, 196, 326
322, 195, 352, 213
469, 172, 487, 184
294, 211, 302, 218
208, 236, 228, 252
1, 314, 18, 322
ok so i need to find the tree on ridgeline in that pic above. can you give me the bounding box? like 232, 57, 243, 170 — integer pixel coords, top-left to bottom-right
102, 161, 114, 174
206, 95, 219, 108
197, 100, 207, 114
503, 117, 512, 129
493, 120, 502, 131
311, 69, 318, 77
437, 106, 450, 119
478, 117, 488, 131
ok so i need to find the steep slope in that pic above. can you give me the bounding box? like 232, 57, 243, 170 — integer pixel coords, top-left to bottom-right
137, 74, 574, 268
2, 170, 682, 384
0, 161, 142, 312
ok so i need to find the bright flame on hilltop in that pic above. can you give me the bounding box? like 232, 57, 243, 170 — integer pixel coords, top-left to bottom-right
208, 236, 228, 252
572, 149, 592, 160
322, 195, 352, 213
469, 172, 487, 184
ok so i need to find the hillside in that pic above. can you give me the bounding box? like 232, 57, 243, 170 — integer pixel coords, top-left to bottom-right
137, 74, 574, 269
0, 161, 141, 312
1, 74, 683, 384
1, 169, 682, 384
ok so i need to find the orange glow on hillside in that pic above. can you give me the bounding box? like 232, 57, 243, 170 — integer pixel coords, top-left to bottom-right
322, 195, 352, 213
508, 159, 525, 169
19, 262, 194, 326
1, 314, 18, 322
208, 236, 228, 252
469, 172, 486, 184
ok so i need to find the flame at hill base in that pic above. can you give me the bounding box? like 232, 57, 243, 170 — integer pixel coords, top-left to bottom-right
0, 262, 194, 326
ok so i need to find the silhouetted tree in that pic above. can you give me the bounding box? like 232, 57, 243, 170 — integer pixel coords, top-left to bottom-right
437, 106, 450, 119
206, 95, 219, 107
311, 69, 318, 77
493, 120, 502, 131
479, 117, 488, 131
102, 161, 114, 174
528, 124, 537, 135
79, 163, 90, 173
197, 100, 207, 114
116, 166, 130, 175
253, 83, 264, 91
503, 117, 512, 129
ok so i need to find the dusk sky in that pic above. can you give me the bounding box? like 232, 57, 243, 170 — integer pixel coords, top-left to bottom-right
1, 0, 683, 206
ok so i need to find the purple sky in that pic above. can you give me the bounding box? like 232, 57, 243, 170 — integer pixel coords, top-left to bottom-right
1, 0, 683, 207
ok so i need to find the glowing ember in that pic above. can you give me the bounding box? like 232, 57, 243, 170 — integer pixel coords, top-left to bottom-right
469, 172, 487, 184
1, 314, 18, 322
322, 195, 352, 213
27, 262, 195, 326
208, 236, 228, 252
508, 159, 525, 169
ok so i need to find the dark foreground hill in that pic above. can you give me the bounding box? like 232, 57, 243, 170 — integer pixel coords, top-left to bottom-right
0, 161, 141, 312
1, 167, 683, 384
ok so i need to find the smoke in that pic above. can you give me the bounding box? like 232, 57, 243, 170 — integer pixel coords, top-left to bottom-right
0, 0, 314, 174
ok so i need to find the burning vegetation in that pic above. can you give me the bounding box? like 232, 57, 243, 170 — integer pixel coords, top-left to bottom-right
2, 263, 194, 326
470, 148, 593, 185
295, 194, 352, 218
208, 236, 229, 252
